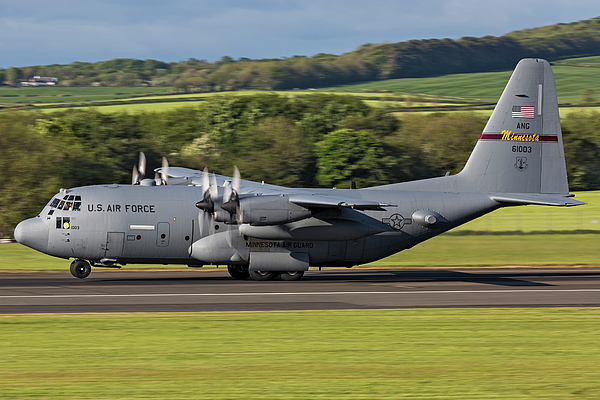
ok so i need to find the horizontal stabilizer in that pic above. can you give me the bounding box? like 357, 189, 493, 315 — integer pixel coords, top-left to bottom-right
490, 194, 585, 207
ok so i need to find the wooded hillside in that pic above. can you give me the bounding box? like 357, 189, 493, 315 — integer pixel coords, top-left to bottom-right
2, 17, 600, 91
1, 94, 599, 236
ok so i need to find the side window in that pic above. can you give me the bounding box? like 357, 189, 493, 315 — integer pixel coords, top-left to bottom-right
56, 217, 70, 229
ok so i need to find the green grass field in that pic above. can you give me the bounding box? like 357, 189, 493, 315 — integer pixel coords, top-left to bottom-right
0, 86, 171, 104
1, 309, 599, 399
453, 191, 599, 233
554, 55, 600, 65
321, 65, 600, 103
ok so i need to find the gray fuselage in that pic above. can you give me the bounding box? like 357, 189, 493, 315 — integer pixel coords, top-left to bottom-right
28, 183, 500, 267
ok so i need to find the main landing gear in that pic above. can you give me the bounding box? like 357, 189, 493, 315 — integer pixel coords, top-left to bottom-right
68, 261, 305, 281
70, 259, 92, 279
227, 265, 305, 281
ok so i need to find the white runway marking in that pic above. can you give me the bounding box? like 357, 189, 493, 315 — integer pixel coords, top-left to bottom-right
2, 288, 600, 299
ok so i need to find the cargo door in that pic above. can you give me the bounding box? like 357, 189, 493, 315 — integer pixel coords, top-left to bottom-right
105, 232, 125, 258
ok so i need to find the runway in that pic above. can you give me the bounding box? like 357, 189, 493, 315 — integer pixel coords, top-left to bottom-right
1, 267, 600, 313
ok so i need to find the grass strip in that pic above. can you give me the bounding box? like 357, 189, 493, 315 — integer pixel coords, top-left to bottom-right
371, 234, 600, 267
1, 309, 599, 399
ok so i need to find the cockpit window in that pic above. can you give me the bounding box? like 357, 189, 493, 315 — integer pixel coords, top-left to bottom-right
49, 195, 82, 211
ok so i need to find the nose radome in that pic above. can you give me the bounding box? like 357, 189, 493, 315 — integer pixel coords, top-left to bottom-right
14, 217, 49, 253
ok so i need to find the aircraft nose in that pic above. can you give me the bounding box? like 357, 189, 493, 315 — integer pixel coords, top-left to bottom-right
14, 217, 49, 253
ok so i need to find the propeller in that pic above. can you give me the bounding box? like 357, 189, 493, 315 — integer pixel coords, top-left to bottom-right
221, 166, 241, 223
195, 167, 219, 238
195, 166, 243, 247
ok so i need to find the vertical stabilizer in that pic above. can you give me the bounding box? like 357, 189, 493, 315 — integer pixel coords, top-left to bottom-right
458, 58, 569, 194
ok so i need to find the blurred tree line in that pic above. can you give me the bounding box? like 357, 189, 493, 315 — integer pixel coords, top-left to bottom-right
2, 17, 600, 90
1, 93, 599, 235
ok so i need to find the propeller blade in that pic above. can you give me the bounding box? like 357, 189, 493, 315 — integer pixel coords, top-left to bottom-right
226, 224, 233, 248
154, 171, 161, 185
132, 165, 139, 185
223, 184, 232, 204
210, 173, 218, 201
221, 166, 241, 221
198, 209, 207, 237
138, 152, 146, 180
232, 165, 240, 194
161, 157, 169, 185
201, 167, 210, 198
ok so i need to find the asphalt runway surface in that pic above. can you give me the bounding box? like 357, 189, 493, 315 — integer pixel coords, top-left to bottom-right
1, 267, 600, 313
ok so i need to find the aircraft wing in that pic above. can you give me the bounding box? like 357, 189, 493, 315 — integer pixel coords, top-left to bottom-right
161, 167, 204, 179
157, 167, 287, 190
288, 194, 393, 210
162, 167, 394, 209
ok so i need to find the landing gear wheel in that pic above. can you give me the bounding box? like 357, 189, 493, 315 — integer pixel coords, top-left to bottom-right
70, 260, 91, 279
249, 270, 277, 281
228, 265, 250, 280
279, 271, 305, 281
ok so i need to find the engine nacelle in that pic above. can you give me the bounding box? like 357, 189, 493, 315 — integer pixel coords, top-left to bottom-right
237, 194, 312, 226
239, 218, 386, 241
190, 231, 247, 264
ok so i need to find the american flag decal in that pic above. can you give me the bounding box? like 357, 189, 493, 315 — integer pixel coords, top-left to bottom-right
512, 105, 535, 119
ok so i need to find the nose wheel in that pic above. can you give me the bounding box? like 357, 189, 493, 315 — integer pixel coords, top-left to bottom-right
70, 260, 92, 279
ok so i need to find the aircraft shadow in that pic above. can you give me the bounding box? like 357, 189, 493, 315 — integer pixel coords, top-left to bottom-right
71, 268, 600, 288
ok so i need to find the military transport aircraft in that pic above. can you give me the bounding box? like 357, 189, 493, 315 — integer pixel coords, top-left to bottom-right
15, 58, 584, 281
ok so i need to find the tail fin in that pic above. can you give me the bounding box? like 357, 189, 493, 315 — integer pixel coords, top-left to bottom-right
458, 58, 569, 195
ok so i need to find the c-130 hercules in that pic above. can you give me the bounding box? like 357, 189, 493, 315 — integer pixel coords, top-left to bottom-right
15, 59, 584, 281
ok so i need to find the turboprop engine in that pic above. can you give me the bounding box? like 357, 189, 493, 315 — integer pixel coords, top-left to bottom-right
215, 194, 312, 226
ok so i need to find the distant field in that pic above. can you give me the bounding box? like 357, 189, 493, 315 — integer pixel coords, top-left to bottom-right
554, 55, 600, 65
44, 100, 204, 114
0, 86, 171, 104
321, 64, 600, 103
3, 56, 599, 114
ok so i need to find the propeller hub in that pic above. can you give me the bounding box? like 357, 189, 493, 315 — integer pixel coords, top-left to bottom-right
196, 199, 214, 212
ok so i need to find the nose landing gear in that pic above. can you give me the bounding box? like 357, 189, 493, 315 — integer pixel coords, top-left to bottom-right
70, 259, 92, 279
